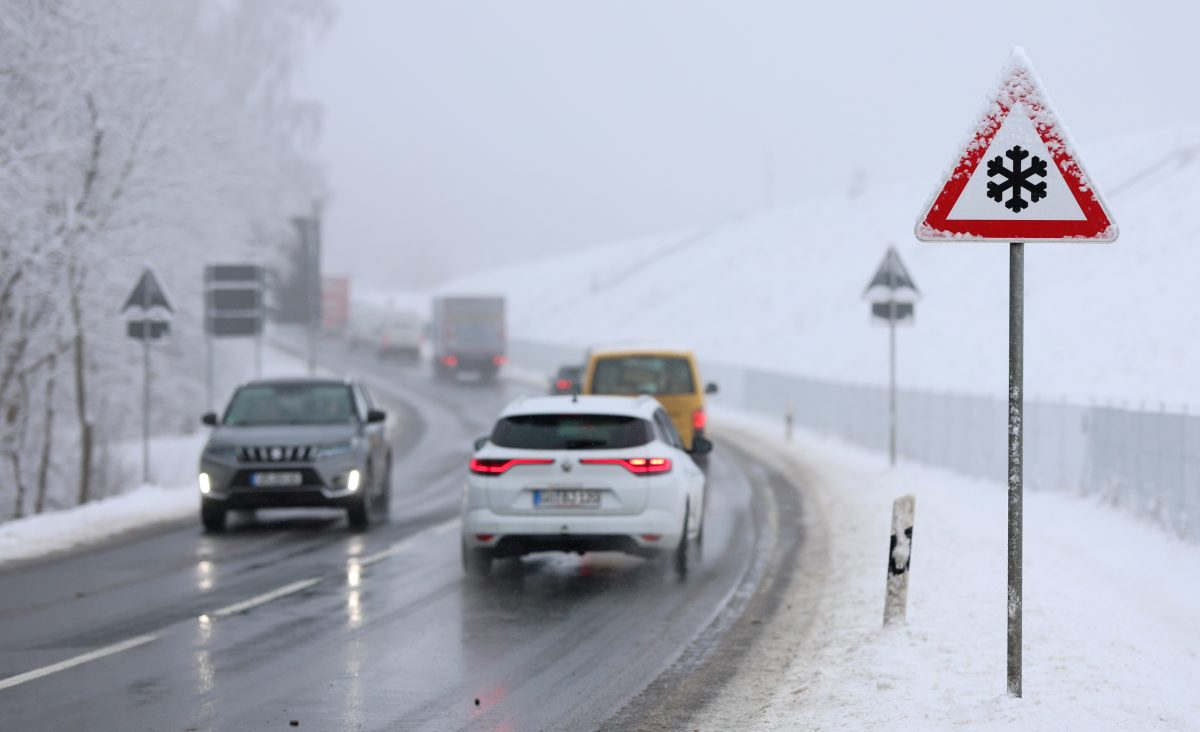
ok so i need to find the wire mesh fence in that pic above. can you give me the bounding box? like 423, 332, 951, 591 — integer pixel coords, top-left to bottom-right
510, 337, 1200, 541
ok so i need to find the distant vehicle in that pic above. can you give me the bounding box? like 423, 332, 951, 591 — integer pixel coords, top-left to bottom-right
321, 276, 351, 333
461, 394, 711, 579
549, 365, 584, 395
348, 304, 422, 362
582, 348, 717, 453
197, 377, 392, 532
431, 295, 506, 380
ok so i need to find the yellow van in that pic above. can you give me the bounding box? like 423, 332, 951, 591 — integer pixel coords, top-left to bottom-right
582, 348, 717, 450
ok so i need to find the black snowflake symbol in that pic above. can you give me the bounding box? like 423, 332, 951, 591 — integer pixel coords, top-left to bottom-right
986, 145, 1047, 213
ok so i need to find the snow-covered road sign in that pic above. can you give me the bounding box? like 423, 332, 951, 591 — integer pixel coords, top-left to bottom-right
916, 48, 1117, 243
122, 268, 173, 314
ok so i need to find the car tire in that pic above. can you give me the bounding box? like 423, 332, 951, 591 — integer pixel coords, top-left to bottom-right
347, 488, 370, 531
375, 455, 393, 516
462, 541, 494, 578
673, 504, 691, 580
201, 501, 226, 533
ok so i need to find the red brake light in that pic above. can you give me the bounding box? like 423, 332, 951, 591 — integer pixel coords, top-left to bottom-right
469, 458, 554, 475
692, 409, 707, 430
441, 355, 459, 367
493, 354, 507, 366
555, 379, 572, 390
579, 457, 672, 475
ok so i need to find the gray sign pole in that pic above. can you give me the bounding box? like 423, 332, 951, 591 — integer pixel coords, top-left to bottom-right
888, 298, 897, 467
1007, 242, 1024, 697
141, 274, 152, 485
206, 333, 214, 412
308, 203, 321, 376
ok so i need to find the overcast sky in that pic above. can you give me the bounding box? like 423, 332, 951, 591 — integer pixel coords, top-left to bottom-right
301, 0, 1200, 288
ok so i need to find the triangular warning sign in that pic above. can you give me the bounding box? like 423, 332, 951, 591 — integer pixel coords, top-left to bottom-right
864, 247, 919, 295
916, 49, 1117, 243
122, 268, 174, 314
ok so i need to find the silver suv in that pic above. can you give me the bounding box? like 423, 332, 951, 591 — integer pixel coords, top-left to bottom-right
198, 377, 392, 532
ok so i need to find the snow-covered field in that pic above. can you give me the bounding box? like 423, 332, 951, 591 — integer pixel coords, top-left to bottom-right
429, 124, 1200, 408
700, 408, 1200, 731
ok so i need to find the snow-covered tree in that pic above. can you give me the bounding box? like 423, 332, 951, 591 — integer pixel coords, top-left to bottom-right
0, 0, 331, 518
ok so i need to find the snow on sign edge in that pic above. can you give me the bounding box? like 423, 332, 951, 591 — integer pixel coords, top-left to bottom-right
914, 47, 1118, 243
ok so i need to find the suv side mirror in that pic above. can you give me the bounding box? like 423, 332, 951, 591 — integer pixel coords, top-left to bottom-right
202, 412, 218, 427
473, 436, 489, 451
690, 436, 714, 455
704, 382, 719, 395
367, 409, 387, 424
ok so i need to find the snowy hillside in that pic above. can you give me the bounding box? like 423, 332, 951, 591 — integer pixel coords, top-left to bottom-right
431, 124, 1200, 407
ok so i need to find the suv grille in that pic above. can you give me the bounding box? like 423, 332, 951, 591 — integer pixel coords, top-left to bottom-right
237, 446, 317, 463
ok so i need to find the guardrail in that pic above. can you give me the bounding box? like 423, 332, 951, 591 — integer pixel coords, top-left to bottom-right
509, 337, 1200, 541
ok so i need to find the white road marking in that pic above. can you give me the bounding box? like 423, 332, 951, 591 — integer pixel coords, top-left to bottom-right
356, 518, 458, 567
0, 633, 160, 692
210, 577, 323, 618
0, 519, 461, 693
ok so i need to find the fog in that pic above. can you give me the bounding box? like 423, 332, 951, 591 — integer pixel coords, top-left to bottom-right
302, 0, 1200, 288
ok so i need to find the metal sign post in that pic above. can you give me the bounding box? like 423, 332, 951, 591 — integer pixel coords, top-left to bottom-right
121, 268, 173, 485
864, 247, 919, 467
1006, 241, 1024, 695
915, 48, 1117, 697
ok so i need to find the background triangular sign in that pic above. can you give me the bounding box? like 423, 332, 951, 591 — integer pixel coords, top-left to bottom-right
122, 269, 173, 313
864, 247, 919, 295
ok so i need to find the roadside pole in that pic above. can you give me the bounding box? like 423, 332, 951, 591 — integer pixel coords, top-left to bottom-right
915, 49, 1117, 698
205, 333, 214, 412
141, 270, 151, 485
1007, 242, 1024, 696
888, 298, 897, 466
121, 268, 172, 487
864, 246, 918, 468
883, 494, 916, 625
307, 200, 321, 376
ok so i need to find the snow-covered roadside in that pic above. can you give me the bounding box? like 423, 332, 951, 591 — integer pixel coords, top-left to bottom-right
0, 484, 197, 568
698, 407, 1200, 731
0, 341, 318, 569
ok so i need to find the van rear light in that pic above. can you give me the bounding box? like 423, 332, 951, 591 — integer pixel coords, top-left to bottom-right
441, 355, 459, 367
492, 354, 507, 366
555, 379, 572, 390
692, 409, 707, 430
579, 457, 672, 475
475, 533, 495, 542
469, 457, 554, 475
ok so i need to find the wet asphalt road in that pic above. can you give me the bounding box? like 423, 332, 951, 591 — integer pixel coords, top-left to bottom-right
0, 349, 792, 731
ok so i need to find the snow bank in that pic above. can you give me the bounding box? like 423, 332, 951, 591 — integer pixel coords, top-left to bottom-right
0, 484, 196, 568
701, 407, 1200, 731
0, 340, 321, 565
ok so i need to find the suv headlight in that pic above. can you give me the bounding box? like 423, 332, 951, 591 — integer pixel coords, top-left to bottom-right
203, 444, 237, 460
318, 441, 356, 459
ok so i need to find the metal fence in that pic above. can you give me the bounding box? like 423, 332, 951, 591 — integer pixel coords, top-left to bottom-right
510, 338, 1200, 541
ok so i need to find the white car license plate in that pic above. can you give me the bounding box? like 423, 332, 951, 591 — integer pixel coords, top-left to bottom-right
251, 471, 304, 488
534, 489, 601, 508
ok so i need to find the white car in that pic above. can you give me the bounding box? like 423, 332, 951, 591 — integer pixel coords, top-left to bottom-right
461, 394, 712, 579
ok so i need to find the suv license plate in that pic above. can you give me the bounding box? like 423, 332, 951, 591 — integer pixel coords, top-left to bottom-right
251, 471, 303, 488
534, 489, 601, 508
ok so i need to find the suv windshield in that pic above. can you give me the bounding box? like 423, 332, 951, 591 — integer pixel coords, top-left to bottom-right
491, 414, 651, 450
223, 384, 357, 426
591, 356, 695, 395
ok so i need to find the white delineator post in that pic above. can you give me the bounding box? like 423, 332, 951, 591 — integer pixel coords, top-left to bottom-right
883, 494, 916, 626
